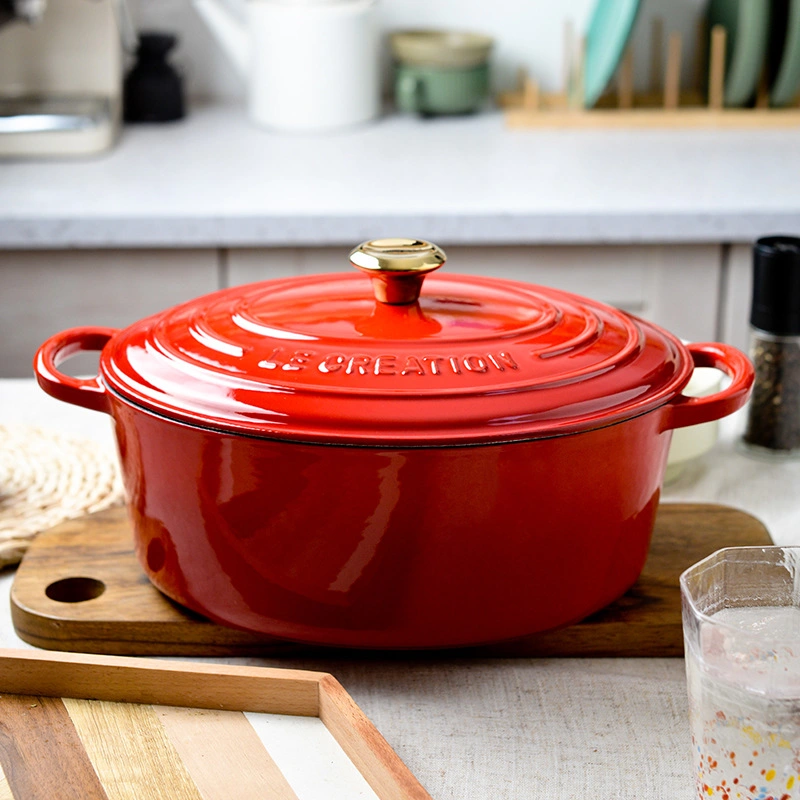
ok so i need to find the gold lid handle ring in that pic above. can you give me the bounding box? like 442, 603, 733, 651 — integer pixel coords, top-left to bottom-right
349, 238, 447, 305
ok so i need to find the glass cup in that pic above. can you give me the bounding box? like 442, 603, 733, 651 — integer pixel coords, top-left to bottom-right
681, 547, 800, 800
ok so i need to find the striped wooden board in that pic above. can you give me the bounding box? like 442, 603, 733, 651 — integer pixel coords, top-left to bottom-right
0, 650, 431, 800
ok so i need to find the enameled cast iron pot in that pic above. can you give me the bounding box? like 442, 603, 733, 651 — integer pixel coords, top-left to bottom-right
34, 239, 754, 648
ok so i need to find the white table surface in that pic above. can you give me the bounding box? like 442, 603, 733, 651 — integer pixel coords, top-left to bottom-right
2, 104, 800, 249
1, 378, 798, 800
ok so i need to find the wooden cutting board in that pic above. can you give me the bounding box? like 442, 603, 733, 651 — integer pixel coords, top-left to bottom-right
0, 648, 431, 800
10, 503, 771, 658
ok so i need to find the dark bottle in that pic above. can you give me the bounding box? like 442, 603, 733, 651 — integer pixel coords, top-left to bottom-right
742, 235, 800, 457
124, 32, 185, 123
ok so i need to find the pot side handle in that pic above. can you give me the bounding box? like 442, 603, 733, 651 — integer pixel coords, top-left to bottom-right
661, 342, 754, 431
33, 327, 118, 415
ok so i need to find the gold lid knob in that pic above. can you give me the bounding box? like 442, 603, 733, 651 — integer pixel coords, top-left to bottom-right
349, 238, 447, 305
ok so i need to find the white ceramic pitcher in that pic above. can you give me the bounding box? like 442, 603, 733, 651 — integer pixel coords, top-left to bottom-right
192, 0, 380, 132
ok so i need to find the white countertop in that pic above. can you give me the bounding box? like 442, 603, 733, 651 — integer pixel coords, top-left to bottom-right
1, 378, 799, 798
3, 103, 800, 249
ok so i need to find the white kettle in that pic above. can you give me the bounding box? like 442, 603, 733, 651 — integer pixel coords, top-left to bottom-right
192, 0, 380, 132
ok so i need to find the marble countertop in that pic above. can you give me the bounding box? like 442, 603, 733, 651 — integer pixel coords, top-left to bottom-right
1, 378, 799, 798
3, 103, 800, 249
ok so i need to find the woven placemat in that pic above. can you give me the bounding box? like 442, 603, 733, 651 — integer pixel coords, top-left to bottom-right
0, 424, 124, 568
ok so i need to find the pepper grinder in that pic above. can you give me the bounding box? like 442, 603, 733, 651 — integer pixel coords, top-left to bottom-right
742, 235, 800, 457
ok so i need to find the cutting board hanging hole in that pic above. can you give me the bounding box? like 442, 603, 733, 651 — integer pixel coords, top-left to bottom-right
45, 577, 106, 603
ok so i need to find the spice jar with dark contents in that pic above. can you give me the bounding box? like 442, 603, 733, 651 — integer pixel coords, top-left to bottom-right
743, 236, 800, 457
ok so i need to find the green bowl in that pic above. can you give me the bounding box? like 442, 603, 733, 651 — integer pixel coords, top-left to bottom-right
394, 63, 490, 116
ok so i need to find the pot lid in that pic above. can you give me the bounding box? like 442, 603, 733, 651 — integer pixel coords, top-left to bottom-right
100, 238, 693, 445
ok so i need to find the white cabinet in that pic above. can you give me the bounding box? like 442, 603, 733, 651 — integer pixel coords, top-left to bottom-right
0, 249, 218, 377
0, 244, 725, 378
228, 244, 723, 343
720, 244, 753, 355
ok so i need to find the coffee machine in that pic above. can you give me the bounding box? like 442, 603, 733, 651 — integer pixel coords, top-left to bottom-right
0, 0, 126, 156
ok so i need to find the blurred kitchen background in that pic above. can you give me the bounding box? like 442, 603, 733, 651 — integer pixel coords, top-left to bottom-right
129, 0, 706, 100
0, 0, 798, 384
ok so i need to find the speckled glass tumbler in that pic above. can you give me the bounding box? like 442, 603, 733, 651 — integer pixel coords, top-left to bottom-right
680, 547, 800, 800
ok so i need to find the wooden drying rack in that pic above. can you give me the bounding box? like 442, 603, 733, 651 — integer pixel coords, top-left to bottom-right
500, 17, 800, 128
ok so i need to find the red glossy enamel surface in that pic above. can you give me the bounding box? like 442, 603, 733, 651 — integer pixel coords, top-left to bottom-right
100, 272, 694, 444
111, 396, 670, 648
32, 260, 756, 648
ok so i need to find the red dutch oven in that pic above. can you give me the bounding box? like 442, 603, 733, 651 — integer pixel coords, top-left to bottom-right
34, 239, 753, 649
